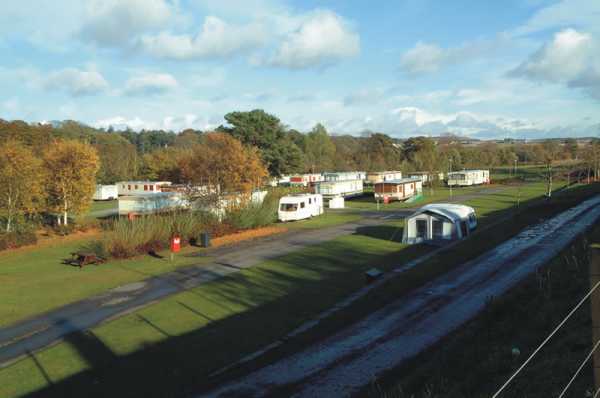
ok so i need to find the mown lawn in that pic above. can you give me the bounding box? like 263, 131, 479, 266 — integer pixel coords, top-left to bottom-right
283, 210, 363, 229
0, 239, 208, 328
0, 232, 427, 398
345, 185, 494, 211
2, 180, 591, 398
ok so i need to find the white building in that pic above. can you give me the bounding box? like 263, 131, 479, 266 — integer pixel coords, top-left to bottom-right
446, 170, 490, 186
402, 203, 477, 244
116, 181, 172, 196
278, 194, 324, 222
93, 185, 118, 201
315, 179, 363, 199
373, 178, 422, 202
366, 171, 403, 185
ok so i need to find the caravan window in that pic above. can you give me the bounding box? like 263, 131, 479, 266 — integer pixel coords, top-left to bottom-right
433, 220, 443, 239
300, 202, 306, 208
280, 203, 298, 212
460, 221, 468, 236
309, 198, 312, 204
416, 219, 427, 239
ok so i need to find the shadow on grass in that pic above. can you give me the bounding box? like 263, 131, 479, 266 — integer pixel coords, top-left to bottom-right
354, 225, 404, 243
16, 182, 600, 398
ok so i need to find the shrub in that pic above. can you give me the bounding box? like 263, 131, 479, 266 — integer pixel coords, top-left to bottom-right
0, 227, 38, 251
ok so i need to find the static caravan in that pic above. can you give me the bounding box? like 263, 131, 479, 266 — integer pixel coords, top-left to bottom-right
446, 170, 490, 187
289, 174, 323, 187
116, 181, 172, 196
315, 179, 363, 199
407, 172, 446, 185
373, 178, 423, 202
118, 192, 187, 215
278, 194, 324, 222
93, 185, 118, 201
323, 171, 365, 182
403, 203, 477, 244
366, 171, 403, 185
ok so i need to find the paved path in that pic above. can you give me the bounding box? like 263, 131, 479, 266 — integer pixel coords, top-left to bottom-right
0, 215, 386, 367
202, 195, 600, 398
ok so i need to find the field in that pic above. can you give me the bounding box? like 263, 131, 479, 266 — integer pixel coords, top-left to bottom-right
2, 179, 597, 397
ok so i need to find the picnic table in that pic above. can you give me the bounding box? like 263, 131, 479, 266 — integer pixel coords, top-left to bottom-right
66, 252, 106, 268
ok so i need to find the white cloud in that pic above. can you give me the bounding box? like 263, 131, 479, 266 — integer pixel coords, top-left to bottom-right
269, 10, 360, 69
514, 0, 600, 36
399, 36, 507, 75
124, 73, 178, 96
43, 67, 108, 96
80, 0, 174, 47
139, 16, 267, 59
509, 29, 600, 99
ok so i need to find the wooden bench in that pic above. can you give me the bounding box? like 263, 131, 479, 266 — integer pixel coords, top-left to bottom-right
66, 252, 106, 268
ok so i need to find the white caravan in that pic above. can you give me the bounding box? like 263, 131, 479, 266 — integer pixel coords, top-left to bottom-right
323, 171, 365, 182
315, 179, 363, 199
116, 181, 172, 196
278, 194, 324, 222
366, 171, 403, 185
446, 170, 490, 187
403, 203, 477, 244
93, 184, 118, 201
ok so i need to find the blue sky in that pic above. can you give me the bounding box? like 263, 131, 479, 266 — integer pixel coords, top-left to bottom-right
1, 0, 599, 138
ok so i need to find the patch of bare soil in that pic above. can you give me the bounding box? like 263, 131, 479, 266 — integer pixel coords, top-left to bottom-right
211, 226, 288, 248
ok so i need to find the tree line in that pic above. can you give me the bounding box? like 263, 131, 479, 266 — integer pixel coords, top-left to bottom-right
2, 109, 599, 232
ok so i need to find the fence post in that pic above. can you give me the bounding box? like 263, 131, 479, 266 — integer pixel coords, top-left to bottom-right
591, 243, 600, 392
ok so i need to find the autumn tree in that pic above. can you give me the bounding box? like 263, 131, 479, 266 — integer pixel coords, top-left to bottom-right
0, 140, 45, 232
141, 147, 190, 183
540, 140, 561, 197
44, 140, 100, 225
93, 133, 139, 183
180, 132, 268, 196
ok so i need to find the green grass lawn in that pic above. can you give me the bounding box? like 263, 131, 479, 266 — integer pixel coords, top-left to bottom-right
283, 210, 362, 229
0, 231, 428, 398
0, 240, 208, 328
88, 200, 118, 213
345, 185, 494, 211
2, 180, 594, 397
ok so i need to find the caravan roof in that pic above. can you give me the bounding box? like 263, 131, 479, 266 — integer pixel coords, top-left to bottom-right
377, 177, 421, 185
412, 203, 475, 223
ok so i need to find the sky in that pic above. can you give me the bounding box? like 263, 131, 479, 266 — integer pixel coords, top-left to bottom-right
0, 0, 599, 139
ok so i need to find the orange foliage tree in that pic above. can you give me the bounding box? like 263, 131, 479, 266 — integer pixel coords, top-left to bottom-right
44, 140, 100, 225
180, 132, 268, 193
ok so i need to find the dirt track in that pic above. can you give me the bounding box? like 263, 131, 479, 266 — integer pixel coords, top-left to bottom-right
202, 195, 600, 398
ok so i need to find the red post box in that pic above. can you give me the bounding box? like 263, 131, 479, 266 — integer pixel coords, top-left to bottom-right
170, 236, 181, 253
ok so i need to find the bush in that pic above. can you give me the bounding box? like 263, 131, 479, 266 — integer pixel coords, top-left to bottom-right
224, 192, 279, 230
0, 228, 37, 251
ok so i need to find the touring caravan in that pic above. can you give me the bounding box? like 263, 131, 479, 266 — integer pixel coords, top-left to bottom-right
93, 185, 118, 201
403, 203, 477, 244
278, 194, 324, 222
373, 178, 423, 202
366, 171, 403, 185
315, 179, 363, 199
446, 170, 490, 187
116, 181, 172, 196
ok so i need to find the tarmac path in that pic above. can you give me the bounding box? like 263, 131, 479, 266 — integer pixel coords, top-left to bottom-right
202, 194, 600, 398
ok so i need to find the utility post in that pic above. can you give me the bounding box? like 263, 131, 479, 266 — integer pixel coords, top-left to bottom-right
448, 158, 453, 200
591, 244, 600, 393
